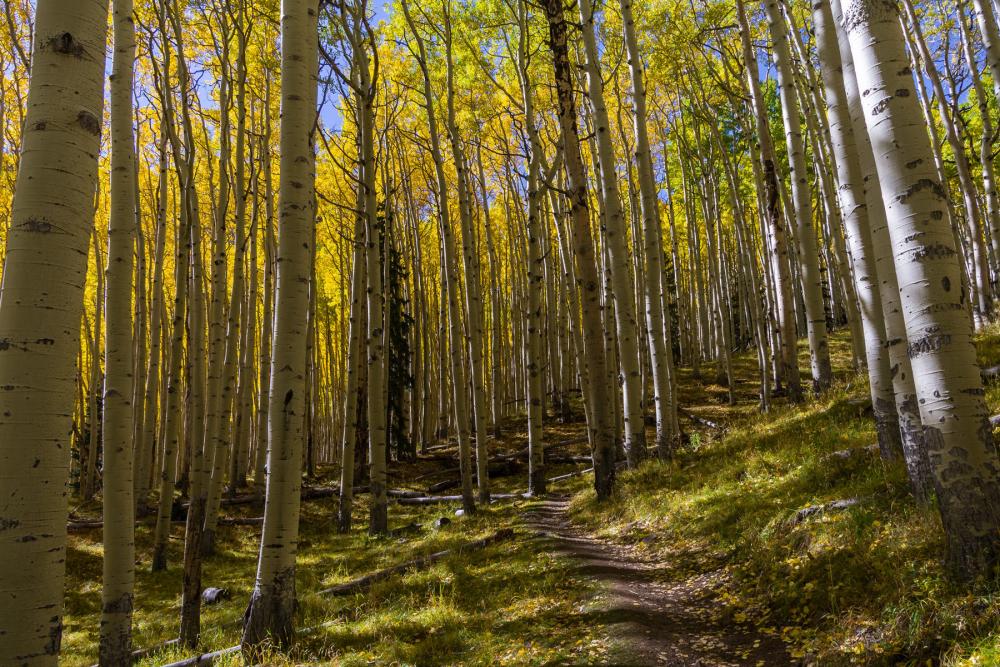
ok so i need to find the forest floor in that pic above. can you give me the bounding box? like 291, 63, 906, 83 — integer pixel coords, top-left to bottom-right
60, 326, 1000, 666
522, 496, 790, 665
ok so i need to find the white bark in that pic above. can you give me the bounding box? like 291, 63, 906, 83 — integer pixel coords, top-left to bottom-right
578, 0, 647, 466
620, 0, 677, 456
242, 0, 318, 648
843, 0, 1000, 578
0, 1, 110, 662
812, 0, 902, 460
100, 0, 136, 660
764, 0, 833, 392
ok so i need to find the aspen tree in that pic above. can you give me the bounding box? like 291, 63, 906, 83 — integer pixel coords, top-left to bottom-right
811, 0, 902, 460
255, 83, 276, 494
233, 153, 258, 491
762, 0, 832, 392
356, 9, 389, 533
242, 0, 319, 646
512, 0, 546, 495
842, 0, 1000, 578
620, 0, 677, 456
0, 0, 110, 662
136, 134, 169, 508
130, 165, 149, 505
83, 234, 104, 502
200, 3, 235, 557
179, 139, 209, 645
151, 9, 193, 569
439, 4, 491, 503
900, 0, 993, 324
956, 0, 1000, 284
172, 0, 210, 641
401, 0, 476, 514
828, 0, 933, 499
99, 0, 137, 660
476, 144, 505, 438
544, 0, 616, 499
328, 1, 371, 532
735, 0, 801, 402
337, 183, 367, 534
201, 5, 233, 537
203, 0, 251, 556
576, 0, 647, 466
970, 0, 1000, 107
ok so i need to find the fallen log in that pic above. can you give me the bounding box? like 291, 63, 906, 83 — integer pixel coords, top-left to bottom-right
425, 460, 523, 493
416, 453, 455, 462
88, 638, 181, 667
547, 467, 593, 484
546, 455, 592, 465
217, 517, 264, 526
678, 407, 722, 430
388, 521, 424, 537
423, 442, 456, 453
316, 527, 516, 596
397, 492, 526, 506
496, 436, 590, 463
412, 466, 460, 482
427, 479, 461, 494
387, 489, 427, 499
158, 646, 241, 667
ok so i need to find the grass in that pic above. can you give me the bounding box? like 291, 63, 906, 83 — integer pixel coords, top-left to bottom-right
63, 434, 611, 666
62, 325, 1000, 665
568, 327, 1000, 666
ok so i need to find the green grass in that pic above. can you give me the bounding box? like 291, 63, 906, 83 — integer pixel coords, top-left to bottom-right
63, 444, 611, 666
62, 326, 1000, 665
567, 329, 1000, 666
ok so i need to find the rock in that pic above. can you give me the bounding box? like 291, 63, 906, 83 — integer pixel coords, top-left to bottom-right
454, 509, 465, 517
202, 587, 230, 605
639, 534, 659, 545
432, 517, 451, 529
786, 498, 860, 527
824, 444, 879, 461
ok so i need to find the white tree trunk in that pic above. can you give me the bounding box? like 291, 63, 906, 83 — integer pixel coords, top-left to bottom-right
242, 0, 318, 648
736, 0, 802, 401
0, 1, 109, 662
100, 0, 137, 660
812, 0, 903, 460
514, 0, 546, 495
764, 0, 833, 392
545, 0, 617, 498
843, 0, 1000, 578
578, 0, 647, 466
620, 0, 677, 456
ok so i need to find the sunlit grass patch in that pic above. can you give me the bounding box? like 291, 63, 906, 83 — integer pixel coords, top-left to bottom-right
569, 331, 1000, 665
63, 445, 604, 665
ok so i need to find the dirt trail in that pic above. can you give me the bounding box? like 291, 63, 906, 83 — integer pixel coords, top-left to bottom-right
524, 496, 792, 666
